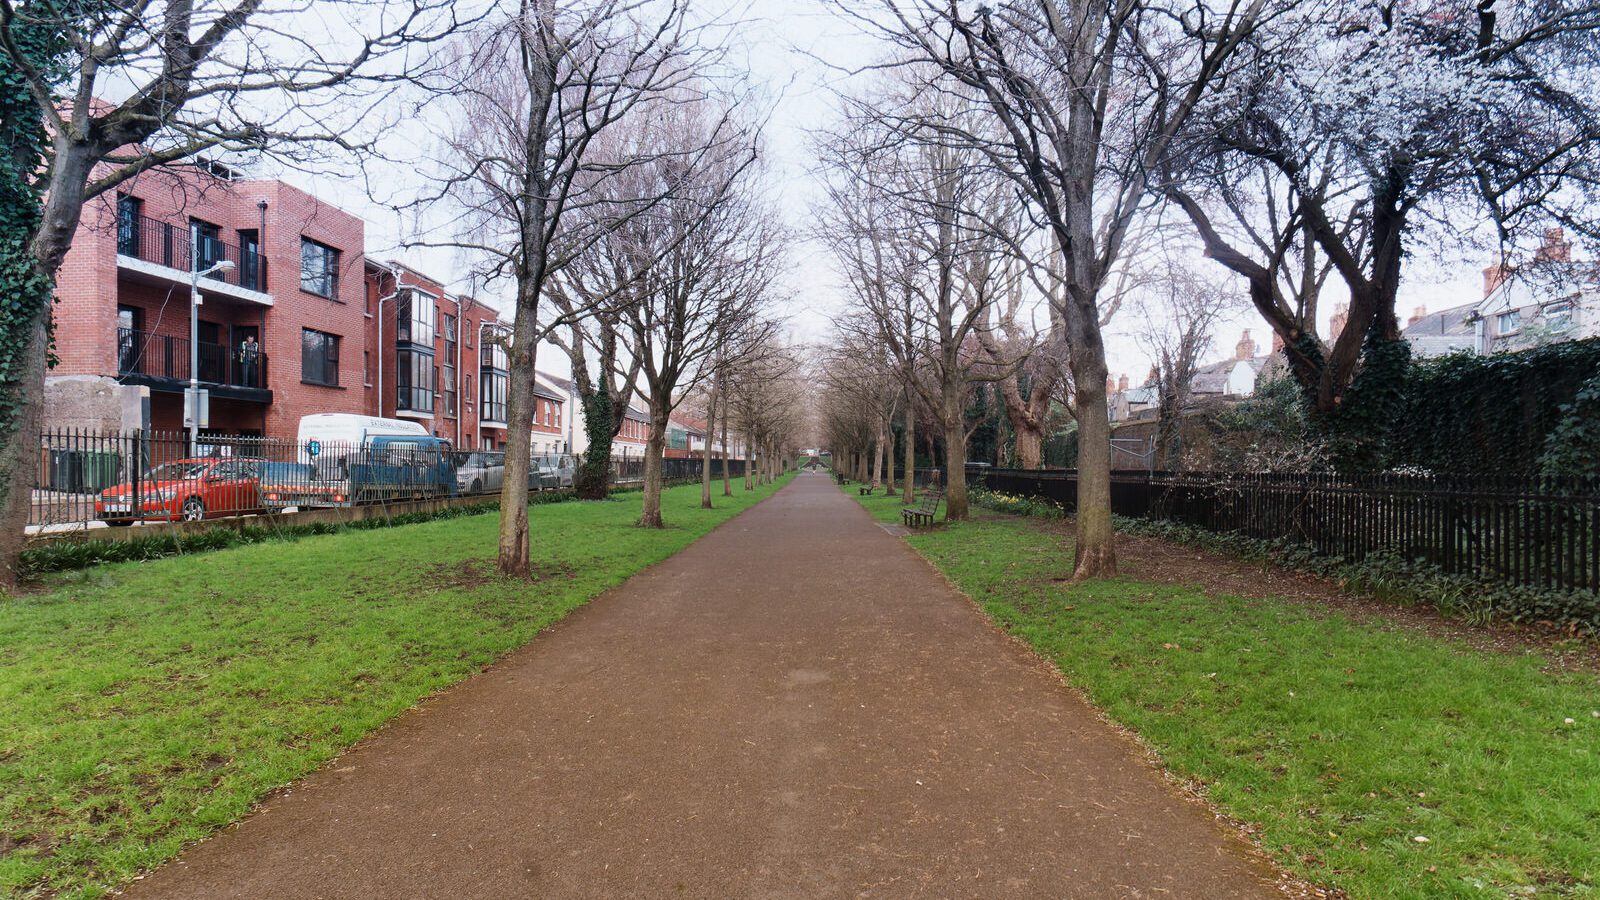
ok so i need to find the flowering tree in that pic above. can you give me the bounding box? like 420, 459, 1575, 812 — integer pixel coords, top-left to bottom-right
1168, 0, 1600, 416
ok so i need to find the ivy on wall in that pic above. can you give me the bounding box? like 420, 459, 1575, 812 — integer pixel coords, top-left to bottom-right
1388, 338, 1600, 476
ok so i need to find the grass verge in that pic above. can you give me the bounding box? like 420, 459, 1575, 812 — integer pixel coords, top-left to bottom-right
853, 487, 1600, 898
0, 475, 791, 898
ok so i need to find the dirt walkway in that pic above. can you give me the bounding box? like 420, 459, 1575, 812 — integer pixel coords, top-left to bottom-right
127, 473, 1281, 898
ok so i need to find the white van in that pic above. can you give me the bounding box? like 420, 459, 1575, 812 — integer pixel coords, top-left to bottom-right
296, 414, 429, 452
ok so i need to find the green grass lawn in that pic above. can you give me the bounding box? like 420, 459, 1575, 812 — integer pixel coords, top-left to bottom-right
854, 489, 1600, 898
0, 476, 791, 899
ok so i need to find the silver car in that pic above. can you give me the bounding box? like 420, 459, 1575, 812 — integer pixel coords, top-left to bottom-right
533, 454, 576, 489
454, 451, 506, 495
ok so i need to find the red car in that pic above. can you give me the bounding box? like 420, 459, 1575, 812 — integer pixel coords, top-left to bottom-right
96, 457, 266, 525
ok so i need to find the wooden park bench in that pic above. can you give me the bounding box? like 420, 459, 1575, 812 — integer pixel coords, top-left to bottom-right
901, 488, 944, 528
858, 484, 874, 495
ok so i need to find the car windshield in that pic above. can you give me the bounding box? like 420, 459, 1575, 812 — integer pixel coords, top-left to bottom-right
143, 462, 210, 481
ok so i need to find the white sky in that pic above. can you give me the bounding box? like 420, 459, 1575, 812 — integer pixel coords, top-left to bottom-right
262, 0, 1492, 384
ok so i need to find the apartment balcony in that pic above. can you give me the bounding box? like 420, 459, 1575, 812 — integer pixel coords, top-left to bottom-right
115, 214, 273, 306
116, 328, 272, 403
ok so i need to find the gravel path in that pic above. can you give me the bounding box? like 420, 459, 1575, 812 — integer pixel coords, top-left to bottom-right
128, 472, 1281, 898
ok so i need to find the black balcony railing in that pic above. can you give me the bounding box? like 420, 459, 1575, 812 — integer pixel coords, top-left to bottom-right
116, 213, 268, 292
117, 328, 269, 390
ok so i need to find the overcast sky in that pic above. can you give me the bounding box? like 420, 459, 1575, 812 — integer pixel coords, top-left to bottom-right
266, 0, 1488, 384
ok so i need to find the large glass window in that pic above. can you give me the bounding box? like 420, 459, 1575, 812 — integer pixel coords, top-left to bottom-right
300, 238, 341, 298
301, 329, 340, 386
441, 313, 458, 416
117, 195, 142, 256
396, 290, 437, 344
481, 370, 508, 423
238, 229, 262, 290
480, 336, 507, 370
396, 347, 435, 412
192, 219, 225, 276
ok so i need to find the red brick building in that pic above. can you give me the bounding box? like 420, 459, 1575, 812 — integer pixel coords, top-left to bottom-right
49, 161, 572, 454
49, 161, 367, 438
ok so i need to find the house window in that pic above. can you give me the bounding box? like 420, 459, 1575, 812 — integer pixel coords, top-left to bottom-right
363, 351, 372, 387
396, 290, 437, 344
1545, 303, 1573, 328
300, 238, 341, 298
481, 338, 507, 370
442, 313, 458, 417
481, 370, 508, 423
238, 229, 262, 290
544, 402, 552, 427
192, 219, 225, 276
1496, 310, 1521, 334
117, 195, 142, 256
301, 329, 340, 386
396, 347, 435, 412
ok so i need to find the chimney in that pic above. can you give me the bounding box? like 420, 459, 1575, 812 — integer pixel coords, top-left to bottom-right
1146, 366, 1159, 386
1118, 374, 1130, 391
1235, 328, 1256, 361
1329, 304, 1349, 340
1408, 305, 1427, 327
1534, 226, 1571, 263
1106, 376, 1116, 395
1483, 251, 1510, 298
1270, 330, 1284, 354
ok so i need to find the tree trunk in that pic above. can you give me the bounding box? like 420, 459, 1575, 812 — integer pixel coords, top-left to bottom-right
941, 384, 968, 521
744, 427, 755, 490
701, 370, 718, 509
638, 406, 669, 528
1068, 342, 1116, 579
720, 390, 732, 496
497, 306, 541, 578
575, 389, 616, 500
0, 139, 95, 586
902, 388, 916, 505
0, 314, 49, 586
1013, 424, 1043, 470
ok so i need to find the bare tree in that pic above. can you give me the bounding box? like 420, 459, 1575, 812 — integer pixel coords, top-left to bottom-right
0, 0, 465, 584
1134, 266, 1239, 468
620, 104, 779, 528
419, 0, 719, 576
833, 0, 1278, 576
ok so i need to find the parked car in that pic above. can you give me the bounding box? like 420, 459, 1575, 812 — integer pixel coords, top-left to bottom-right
259, 461, 348, 511
454, 451, 506, 495
96, 457, 265, 524
533, 454, 576, 489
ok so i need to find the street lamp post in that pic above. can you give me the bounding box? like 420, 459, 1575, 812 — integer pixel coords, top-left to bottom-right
189, 253, 235, 455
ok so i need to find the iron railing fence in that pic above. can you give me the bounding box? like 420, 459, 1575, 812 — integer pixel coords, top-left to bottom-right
31, 429, 751, 532
117, 328, 269, 389
965, 467, 1600, 592
117, 213, 268, 291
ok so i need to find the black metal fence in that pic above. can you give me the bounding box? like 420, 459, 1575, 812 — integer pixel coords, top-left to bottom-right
967, 467, 1600, 592
31, 429, 747, 532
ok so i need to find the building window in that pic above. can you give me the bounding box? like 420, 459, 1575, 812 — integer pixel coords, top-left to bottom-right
396, 347, 435, 412
442, 313, 458, 416
117, 195, 142, 256
238, 229, 262, 290
1496, 310, 1521, 334
364, 351, 372, 387
192, 219, 225, 276
481, 338, 507, 371
301, 329, 340, 386
544, 401, 553, 427
481, 370, 508, 423
1545, 303, 1573, 328
396, 290, 436, 344
300, 238, 341, 299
